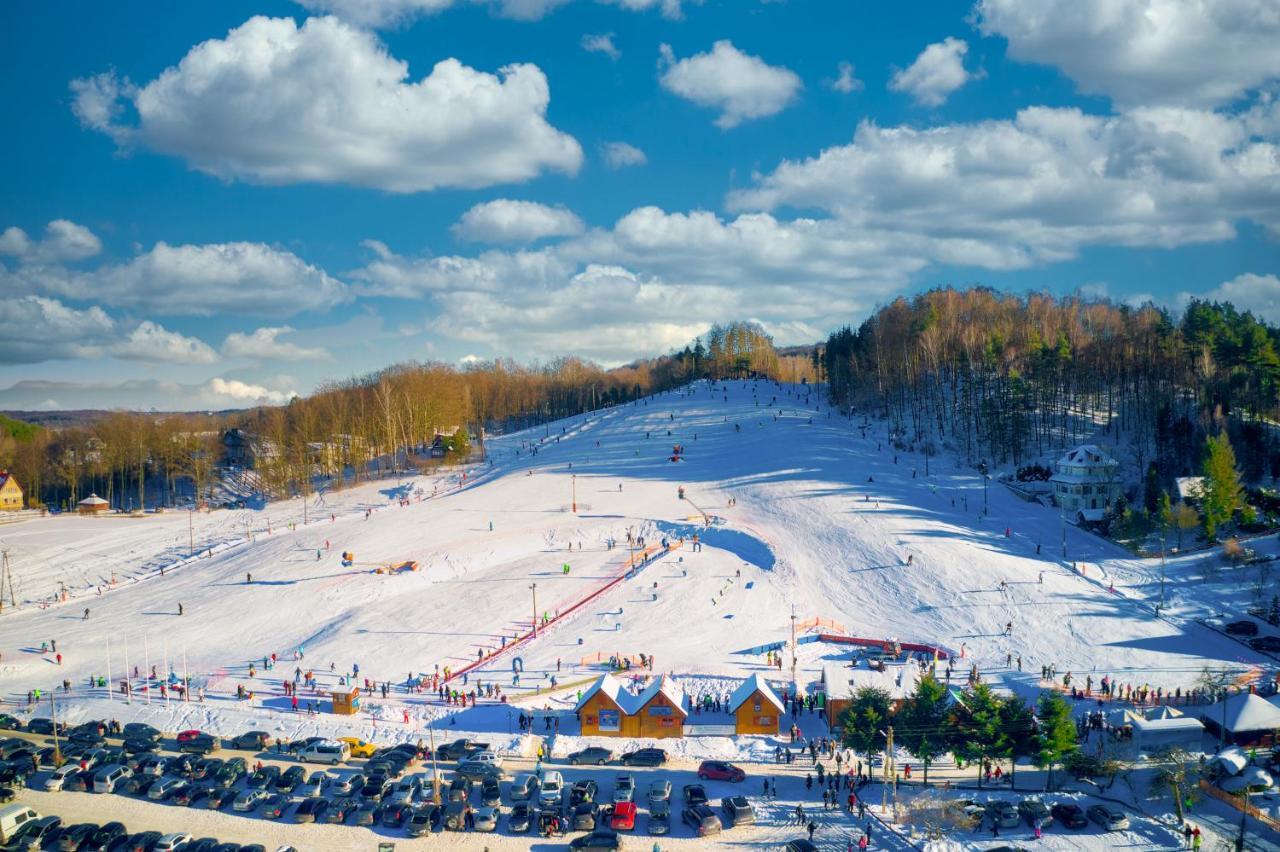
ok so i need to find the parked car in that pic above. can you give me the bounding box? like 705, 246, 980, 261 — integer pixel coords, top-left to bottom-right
571, 802, 602, 832
610, 801, 637, 831
233, 789, 269, 812
352, 800, 377, 827
297, 741, 347, 765
147, 776, 186, 801
698, 760, 746, 782
721, 795, 756, 827
647, 778, 671, 805
86, 821, 128, 850
682, 784, 708, 806
473, 806, 499, 832
510, 772, 540, 802
336, 737, 376, 759
480, 778, 501, 807
569, 830, 622, 851
447, 777, 469, 803
246, 766, 280, 789
436, 739, 489, 761
783, 842, 819, 852
44, 764, 80, 792
153, 833, 191, 852
508, 802, 534, 833
203, 787, 236, 810
177, 734, 218, 755
321, 797, 357, 824
389, 775, 421, 806
25, 719, 58, 736
275, 766, 305, 794
1226, 620, 1260, 636
539, 770, 565, 807
570, 779, 599, 807
331, 772, 364, 795
55, 822, 98, 850
292, 797, 328, 824
227, 731, 271, 751
405, 804, 437, 837
122, 723, 161, 742
175, 784, 211, 807
986, 800, 1020, 829
9, 816, 61, 851
122, 738, 159, 756
443, 801, 470, 831
682, 804, 722, 837
1051, 802, 1088, 829
259, 794, 289, 820
568, 747, 613, 766
377, 801, 410, 828
612, 774, 635, 804
300, 772, 327, 799
1018, 798, 1051, 827
360, 777, 391, 802
457, 762, 504, 784
0, 717, 21, 732
121, 831, 161, 852
1087, 803, 1130, 831
92, 764, 132, 793
620, 748, 666, 767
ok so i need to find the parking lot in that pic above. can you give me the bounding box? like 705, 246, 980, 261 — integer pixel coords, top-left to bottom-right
0, 718, 1183, 850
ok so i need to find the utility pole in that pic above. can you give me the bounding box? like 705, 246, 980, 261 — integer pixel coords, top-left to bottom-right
144, 636, 151, 706
883, 726, 897, 820
789, 605, 798, 691
188, 509, 194, 557
428, 722, 441, 804
530, 583, 538, 637
0, 549, 13, 613
50, 691, 62, 766
1061, 506, 1067, 559
105, 635, 112, 703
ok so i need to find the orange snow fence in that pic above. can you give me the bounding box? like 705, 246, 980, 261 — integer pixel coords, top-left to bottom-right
797, 616, 848, 635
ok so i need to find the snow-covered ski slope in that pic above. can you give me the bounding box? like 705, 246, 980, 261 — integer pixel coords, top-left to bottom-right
0, 379, 1264, 712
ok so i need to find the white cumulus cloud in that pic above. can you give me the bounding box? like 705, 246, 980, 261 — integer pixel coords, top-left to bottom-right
71, 16, 582, 193
659, 40, 802, 129
453, 200, 585, 244
977, 0, 1280, 108
601, 141, 648, 169
207, 377, 298, 405
889, 37, 975, 107
0, 220, 102, 264
829, 62, 863, 94
1188, 272, 1280, 323
222, 326, 331, 361
295, 0, 689, 27
114, 321, 219, 364
581, 33, 620, 60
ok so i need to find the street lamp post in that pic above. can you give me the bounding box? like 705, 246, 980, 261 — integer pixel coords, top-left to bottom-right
530, 583, 538, 638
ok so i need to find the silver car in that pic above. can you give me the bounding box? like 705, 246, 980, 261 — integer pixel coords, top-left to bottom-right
647, 778, 671, 805
473, 806, 499, 832
1087, 803, 1130, 831
612, 774, 636, 804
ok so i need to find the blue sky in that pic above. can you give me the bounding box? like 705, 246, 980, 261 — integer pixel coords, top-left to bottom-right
1, 0, 1278, 410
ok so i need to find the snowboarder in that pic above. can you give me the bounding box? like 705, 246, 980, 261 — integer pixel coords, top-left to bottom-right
178, 603, 184, 616
82, 608, 89, 620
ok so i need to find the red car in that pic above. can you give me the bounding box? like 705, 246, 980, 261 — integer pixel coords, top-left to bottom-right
610, 801, 637, 831
697, 761, 745, 782
176, 730, 205, 743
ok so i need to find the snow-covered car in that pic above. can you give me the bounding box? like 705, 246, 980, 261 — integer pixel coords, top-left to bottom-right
232, 788, 268, 812
1087, 803, 1130, 831
986, 800, 1020, 829
473, 805, 498, 832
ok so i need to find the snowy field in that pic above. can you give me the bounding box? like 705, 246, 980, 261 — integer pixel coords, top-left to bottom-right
1, 379, 1276, 849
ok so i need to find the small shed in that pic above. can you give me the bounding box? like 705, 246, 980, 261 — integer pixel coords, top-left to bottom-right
331, 687, 361, 716
575, 674, 633, 737
633, 676, 687, 739
728, 674, 785, 735
1199, 692, 1280, 747
77, 494, 109, 515
821, 661, 917, 732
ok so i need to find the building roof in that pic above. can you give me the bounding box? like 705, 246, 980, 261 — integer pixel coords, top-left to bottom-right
0, 471, 18, 491
1130, 715, 1204, 735
727, 674, 785, 715
820, 661, 917, 701
1176, 476, 1206, 501
634, 675, 688, 718
1200, 692, 1280, 733
1055, 445, 1118, 468
78, 494, 108, 506
576, 674, 631, 713
1144, 705, 1184, 720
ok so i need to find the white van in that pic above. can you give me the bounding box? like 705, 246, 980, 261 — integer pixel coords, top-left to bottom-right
538, 770, 564, 807
0, 804, 39, 842
299, 740, 349, 765
93, 763, 132, 793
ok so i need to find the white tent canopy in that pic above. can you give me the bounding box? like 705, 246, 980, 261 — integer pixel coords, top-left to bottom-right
1200, 693, 1280, 734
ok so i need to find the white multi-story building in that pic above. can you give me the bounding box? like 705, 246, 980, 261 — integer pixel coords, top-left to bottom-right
1051, 444, 1123, 519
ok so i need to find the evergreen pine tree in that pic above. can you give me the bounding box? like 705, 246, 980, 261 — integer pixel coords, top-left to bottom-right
838, 686, 891, 759
894, 674, 950, 785
1032, 691, 1078, 791
1202, 431, 1244, 540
